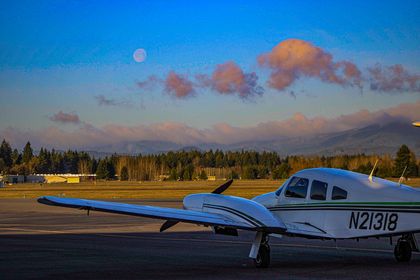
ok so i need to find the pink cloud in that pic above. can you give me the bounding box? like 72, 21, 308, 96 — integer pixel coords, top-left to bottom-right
165, 71, 195, 98
258, 39, 362, 90
134, 39, 419, 100
49, 111, 80, 124
198, 61, 263, 99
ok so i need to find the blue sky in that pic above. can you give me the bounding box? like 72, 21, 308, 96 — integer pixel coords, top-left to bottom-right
0, 0, 419, 148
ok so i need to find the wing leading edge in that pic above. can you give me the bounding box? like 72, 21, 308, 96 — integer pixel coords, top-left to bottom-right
38, 196, 257, 230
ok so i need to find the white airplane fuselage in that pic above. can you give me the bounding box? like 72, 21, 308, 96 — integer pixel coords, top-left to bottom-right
253, 168, 420, 239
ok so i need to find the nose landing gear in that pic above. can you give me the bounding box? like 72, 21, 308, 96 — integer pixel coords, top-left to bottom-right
249, 232, 271, 268
254, 240, 270, 268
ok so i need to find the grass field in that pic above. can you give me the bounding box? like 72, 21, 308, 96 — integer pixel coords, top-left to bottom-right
1, 178, 420, 200
0, 180, 285, 199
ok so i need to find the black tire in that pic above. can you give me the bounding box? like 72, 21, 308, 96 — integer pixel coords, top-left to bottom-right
394, 239, 412, 262
254, 243, 270, 268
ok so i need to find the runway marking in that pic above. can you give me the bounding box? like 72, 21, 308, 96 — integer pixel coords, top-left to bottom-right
2, 226, 419, 255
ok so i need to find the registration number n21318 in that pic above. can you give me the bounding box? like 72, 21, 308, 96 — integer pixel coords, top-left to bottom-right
349, 211, 398, 231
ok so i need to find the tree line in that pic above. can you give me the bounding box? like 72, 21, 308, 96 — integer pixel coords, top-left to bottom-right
0, 139, 418, 181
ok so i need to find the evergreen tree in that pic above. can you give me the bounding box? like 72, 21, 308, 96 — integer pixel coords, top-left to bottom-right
0, 158, 6, 174
11, 149, 22, 165
272, 162, 291, 179
199, 170, 208, 180
169, 168, 178, 180
120, 166, 129, 181
242, 166, 258, 179
96, 159, 110, 179
0, 139, 12, 169
36, 148, 51, 173
394, 145, 417, 178
22, 142, 33, 164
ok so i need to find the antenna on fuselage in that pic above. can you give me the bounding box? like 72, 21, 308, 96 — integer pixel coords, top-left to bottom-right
398, 165, 408, 186
368, 159, 379, 183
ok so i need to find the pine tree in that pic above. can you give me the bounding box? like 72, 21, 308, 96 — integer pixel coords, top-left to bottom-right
394, 145, 413, 177
96, 159, 109, 179
242, 166, 258, 179
199, 170, 208, 180
0, 139, 12, 169
22, 142, 33, 164
169, 168, 178, 181
11, 149, 22, 165
120, 166, 129, 181
272, 162, 291, 179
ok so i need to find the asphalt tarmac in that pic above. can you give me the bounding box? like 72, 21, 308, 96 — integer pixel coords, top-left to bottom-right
1, 199, 419, 279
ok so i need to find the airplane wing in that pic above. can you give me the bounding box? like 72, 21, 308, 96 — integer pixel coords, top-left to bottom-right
38, 196, 258, 231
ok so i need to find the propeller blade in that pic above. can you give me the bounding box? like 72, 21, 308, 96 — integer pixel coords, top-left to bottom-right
211, 179, 233, 194
160, 220, 179, 232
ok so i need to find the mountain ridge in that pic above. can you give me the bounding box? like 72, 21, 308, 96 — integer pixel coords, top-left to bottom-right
87, 122, 420, 156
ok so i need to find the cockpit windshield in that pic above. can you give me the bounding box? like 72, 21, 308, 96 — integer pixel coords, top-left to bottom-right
285, 176, 309, 199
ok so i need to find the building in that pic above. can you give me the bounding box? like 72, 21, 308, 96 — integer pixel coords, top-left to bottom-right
207, 175, 216, 181
26, 175, 45, 183
34, 174, 96, 184
3, 175, 25, 184
67, 177, 80, 184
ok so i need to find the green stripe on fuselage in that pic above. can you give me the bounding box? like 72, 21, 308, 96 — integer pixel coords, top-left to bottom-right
271, 201, 420, 207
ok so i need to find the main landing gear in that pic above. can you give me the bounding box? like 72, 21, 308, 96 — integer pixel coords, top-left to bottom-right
249, 232, 271, 268
394, 234, 419, 262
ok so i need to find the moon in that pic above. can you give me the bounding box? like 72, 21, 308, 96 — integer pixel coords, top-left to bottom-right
133, 48, 147, 63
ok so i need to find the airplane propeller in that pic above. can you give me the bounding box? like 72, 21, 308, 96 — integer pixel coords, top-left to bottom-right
159, 179, 234, 232
211, 179, 233, 194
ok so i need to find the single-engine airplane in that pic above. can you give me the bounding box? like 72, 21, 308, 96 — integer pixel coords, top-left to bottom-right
38, 167, 420, 268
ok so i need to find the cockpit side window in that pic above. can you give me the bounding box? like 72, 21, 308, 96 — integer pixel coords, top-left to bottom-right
332, 186, 348, 200
310, 180, 327, 200
285, 177, 309, 199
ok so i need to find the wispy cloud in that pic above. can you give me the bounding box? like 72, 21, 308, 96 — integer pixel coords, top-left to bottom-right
94, 95, 132, 108
137, 75, 160, 89
48, 111, 80, 124
368, 64, 420, 93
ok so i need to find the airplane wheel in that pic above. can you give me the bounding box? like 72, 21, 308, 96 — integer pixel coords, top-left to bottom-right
254, 243, 270, 268
394, 239, 412, 262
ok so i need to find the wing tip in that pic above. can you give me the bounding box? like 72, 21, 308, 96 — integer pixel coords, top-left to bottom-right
37, 196, 54, 206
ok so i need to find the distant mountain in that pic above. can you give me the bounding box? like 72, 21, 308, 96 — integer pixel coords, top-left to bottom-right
223, 122, 420, 156
88, 122, 420, 156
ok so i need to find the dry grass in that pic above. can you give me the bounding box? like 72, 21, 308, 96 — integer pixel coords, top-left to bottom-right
0, 180, 284, 200
1, 178, 419, 200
